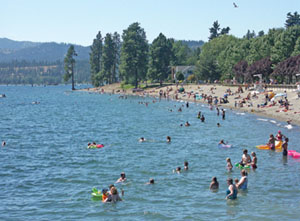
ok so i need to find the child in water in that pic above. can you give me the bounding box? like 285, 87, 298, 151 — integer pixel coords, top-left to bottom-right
210, 177, 219, 190
226, 158, 233, 171
268, 134, 275, 150
166, 136, 171, 143
251, 152, 257, 169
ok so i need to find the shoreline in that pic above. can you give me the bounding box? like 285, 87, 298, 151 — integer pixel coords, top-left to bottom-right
81, 83, 300, 127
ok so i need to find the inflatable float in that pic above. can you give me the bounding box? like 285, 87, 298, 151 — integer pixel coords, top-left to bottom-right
288, 150, 300, 158
87, 144, 104, 149
256, 141, 282, 150
91, 188, 103, 200
235, 163, 250, 169
218, 144, 232, 148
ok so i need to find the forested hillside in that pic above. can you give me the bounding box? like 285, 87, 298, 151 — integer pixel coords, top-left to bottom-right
0, 38, 90, 84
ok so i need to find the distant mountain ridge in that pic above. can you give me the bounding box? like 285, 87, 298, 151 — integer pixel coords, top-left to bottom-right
0, 38, 90, 62
0, 38, 204, 63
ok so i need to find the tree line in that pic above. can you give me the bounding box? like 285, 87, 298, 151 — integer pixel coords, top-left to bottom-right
85, 23, 201, 88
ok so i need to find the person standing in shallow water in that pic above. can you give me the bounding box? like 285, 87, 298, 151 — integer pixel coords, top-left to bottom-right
226, 178, 237, 199
282, 137, 288, 156
210, 177, 219, 190
222, 109, 225, 120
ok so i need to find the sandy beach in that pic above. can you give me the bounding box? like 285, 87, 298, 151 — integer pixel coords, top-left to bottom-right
83, 83, 300, 127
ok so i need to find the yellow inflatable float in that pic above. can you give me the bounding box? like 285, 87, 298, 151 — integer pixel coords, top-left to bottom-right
256, 141, 282, 150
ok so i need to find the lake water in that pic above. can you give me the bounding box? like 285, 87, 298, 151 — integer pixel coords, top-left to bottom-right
1, 85, 300, 220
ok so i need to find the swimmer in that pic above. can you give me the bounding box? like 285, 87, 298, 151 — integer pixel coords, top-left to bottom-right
178, 107, 182, 112
210, 177, 219, 190
226, 158, 233, 171
167, 136, 171, 143
184, 161, 189, 170
2, 141, 6, 146
174, 167, 181, 174
226, 178, 237, 199
116, 172, 126, 183
240, 149, 251, 166
237, 170, 248, 190
217, 123, 221, 127
282, 137, 288, 156
268, 134, 275, 150
200, 115, 205, 122
219, 140, 225, 145
185, 121, 191, 127
101, 188, 109, 202
251, 152, 257, 169
146, 178, 155, 184
104, 186, 122, 203
139, 137, 146, 142
180, 124, 183, 127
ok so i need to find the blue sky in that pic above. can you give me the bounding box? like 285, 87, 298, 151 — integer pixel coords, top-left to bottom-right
1, 0, 299, 46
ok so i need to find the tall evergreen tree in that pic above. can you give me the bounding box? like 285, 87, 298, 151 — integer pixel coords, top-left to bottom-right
63, 45, 77, 90
209, 21, 220, 40
147, 33, 173, 86
89, 31, 103, 86
285, 11, 300, 28
101, 33, 115, 84
112, 32, 121, 83
120, 22, 148, 88
209, 21, 230, 41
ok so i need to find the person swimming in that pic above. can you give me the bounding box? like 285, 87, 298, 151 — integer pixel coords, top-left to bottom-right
184, 161, 189, 170
116, 172, 127, 183
226, 178, 237, 199
226, 158, 233, 171
174, 167, 181, 174
146, 178, 155, 184
2, 141, 6, 146
200, 115, 205, 122
185, 121, 191, 127
217, 123, 221, 127
139, 137, 146, 142
210, 177, 219, 190
219, 140, 225, 145
167, 136, 171, 143
104, 186, 122, 203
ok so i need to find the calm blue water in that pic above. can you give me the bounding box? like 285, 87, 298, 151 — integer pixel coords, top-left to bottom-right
1, 85, 300, 220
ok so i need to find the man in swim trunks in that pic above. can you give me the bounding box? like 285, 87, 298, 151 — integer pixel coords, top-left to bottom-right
240, 149, 251, 166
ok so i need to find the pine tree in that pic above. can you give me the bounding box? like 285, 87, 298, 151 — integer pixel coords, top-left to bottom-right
64, 45, 77, 90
